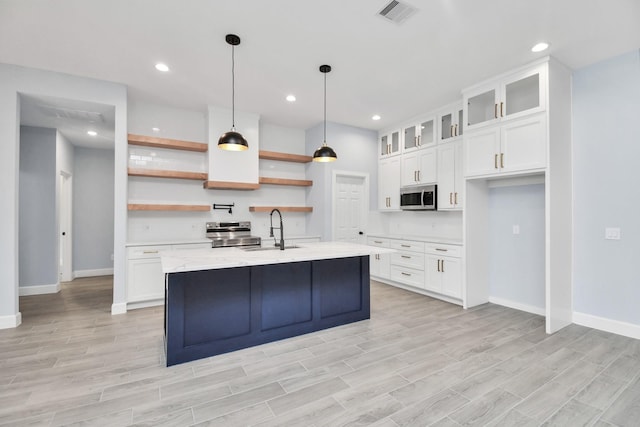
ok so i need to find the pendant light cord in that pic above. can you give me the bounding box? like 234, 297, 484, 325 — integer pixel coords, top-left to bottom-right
231, 44, 236, 129
323, 71, 327, 144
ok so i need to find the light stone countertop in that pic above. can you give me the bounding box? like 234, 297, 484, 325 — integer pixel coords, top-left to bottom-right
367, 233, 463, 246
161, 241, 396, 274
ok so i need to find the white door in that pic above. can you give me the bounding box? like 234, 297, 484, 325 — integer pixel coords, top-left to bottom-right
59, 172, 73, 282
333, 173, 368, 243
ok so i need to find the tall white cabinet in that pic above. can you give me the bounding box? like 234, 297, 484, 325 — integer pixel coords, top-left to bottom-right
462, 57, 572, 333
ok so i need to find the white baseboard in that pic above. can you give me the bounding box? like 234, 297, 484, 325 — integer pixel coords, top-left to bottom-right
19, 283, 61, 296
0, 312, 22, 329
73, 268, 114, 279
128, 299, 164, 310
488, 297, 546, 316
573, 311, 640, 340
111, 302, 127, 315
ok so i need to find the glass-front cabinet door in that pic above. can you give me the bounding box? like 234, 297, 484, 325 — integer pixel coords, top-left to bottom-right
439, 104, 463, 141
379, 129, 401, 158
403, 117, 436, 152
465, 63, 547, 131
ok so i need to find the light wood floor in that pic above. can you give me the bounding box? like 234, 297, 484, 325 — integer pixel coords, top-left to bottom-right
2, 276, 640, 426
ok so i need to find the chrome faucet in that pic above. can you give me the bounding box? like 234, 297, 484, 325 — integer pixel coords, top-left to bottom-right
269, 208, 285, 250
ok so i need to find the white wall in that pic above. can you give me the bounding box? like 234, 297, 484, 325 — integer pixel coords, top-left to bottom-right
488, 183, 545, 311
572, 49, 640, 326
305, 122, 378, 240
0, 63, 127, 326
73, 147, 114, 274
18, 126, 57, 288
127, 102, 310, 243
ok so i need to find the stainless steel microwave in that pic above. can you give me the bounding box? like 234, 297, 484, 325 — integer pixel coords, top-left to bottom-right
400, 185, 437, 210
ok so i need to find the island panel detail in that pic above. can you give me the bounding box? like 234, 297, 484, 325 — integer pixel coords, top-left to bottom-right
165, 256, 370, 366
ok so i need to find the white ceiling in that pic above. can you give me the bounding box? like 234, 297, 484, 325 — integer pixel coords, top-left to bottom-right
2, 0, 640, 139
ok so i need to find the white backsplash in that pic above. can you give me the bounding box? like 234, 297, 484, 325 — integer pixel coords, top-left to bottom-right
368, 210, 463, 240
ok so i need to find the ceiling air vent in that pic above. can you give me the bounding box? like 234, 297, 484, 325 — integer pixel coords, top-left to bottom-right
378, 0, 417, 24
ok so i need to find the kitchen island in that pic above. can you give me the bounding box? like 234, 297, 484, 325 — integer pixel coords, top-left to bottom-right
161, 242, 394, 366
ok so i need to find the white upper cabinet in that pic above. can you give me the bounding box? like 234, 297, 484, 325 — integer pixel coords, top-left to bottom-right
464, 63, 547, 132
403, 116, 436, 152
437, 140, 463, 210
437, 103, 464, 142
378, 156, 401, 211
401, 147, 437, 187
379, 129, 402, 158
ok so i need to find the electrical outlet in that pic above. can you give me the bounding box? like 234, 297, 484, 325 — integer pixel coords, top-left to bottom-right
110, 253, 114, 261
605, 227, 621, 240
512, 225, 520, 235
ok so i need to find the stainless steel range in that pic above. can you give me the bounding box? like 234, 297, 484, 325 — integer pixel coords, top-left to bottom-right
206, 221, 262, 248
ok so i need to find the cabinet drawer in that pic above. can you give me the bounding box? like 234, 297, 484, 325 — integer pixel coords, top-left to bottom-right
390, 266, 425, 289
424, 243, 461, 257
391, 251, 424, 270
367, 237, 390, 248
127, 245, 170, 259
390, 240, 425, 253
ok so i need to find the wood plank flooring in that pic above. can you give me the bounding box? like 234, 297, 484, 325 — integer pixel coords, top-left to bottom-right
2, 276, 640, 426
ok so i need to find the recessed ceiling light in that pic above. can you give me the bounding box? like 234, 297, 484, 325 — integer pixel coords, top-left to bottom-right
531, 42, 549, 53
152, 127, 160, 132
87, 130, 97, 136
286, 95, 296, 102
372, 115, 381, 121
155, 63, 170, 72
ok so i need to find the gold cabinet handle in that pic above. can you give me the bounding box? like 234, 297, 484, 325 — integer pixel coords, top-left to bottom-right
494, 103, 498, 119
437, 259, 441, 272
374, 240, 383, 244
417, 170, 420, 182
454, 192, 458, 205
454, 124, 458, 136
417, 135, 421, 146
436, 248, 448, 252
401, 255, 411, 259
143, 250, 159, 254
500, 153, 504, 168
494, 154, 498, 169
401, 272, 411, 277
450, 125, 454, 137
500, 102, 504, 117
441, 260, 445, 272
449, 192, 453, 205
401, 244, 411, 248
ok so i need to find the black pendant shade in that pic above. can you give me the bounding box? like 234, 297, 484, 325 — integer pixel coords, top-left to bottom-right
218, 34, 248, 151
313, 64, 337, 162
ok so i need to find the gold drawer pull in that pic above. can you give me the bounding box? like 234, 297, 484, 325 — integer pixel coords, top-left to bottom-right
436, 248, 448, 252
401, 272, 411, 276
143, 250, 159, 254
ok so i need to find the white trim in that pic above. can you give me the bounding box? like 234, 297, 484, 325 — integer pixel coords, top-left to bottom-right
19, 283, 60, 296
111, 302, 127, 315
372, 277, 463, 307
488, 296, 546, 316
73, 268, 114, 279
0, 312, 22, 329
128, 299, 164, 310
331, 170, 370, 242
573, 312, 640, 340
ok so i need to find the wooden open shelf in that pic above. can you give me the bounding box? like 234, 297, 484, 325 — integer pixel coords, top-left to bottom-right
128, 168, 208, 181
259, 177, 313, 187
259, 150, 312, 163
203, 181, 260, 191
128, 134, 208, 152
249, 206, 313, 213
128, 204, 211, 212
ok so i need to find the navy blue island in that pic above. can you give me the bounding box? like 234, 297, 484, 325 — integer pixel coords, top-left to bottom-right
161, 242, 391, 366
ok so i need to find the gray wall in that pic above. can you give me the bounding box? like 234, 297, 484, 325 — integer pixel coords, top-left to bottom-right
488, 183, 545, 310
73, 147, 114, 272
305, 122, 378, 240
19, 126, 57, 287
572, 49, 640, 324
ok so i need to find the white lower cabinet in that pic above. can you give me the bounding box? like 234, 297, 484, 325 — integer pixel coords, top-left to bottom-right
126, 242, 210, 305
424, 243, 462, 299
367, 237, 391, 280
369, 236, 463, 304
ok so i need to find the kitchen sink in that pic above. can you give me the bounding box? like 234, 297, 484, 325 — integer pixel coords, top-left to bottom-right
241, 245, 300, 252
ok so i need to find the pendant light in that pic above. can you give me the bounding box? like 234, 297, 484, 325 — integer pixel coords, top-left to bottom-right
218, 34, 248, 151
313, 65, 337, 162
